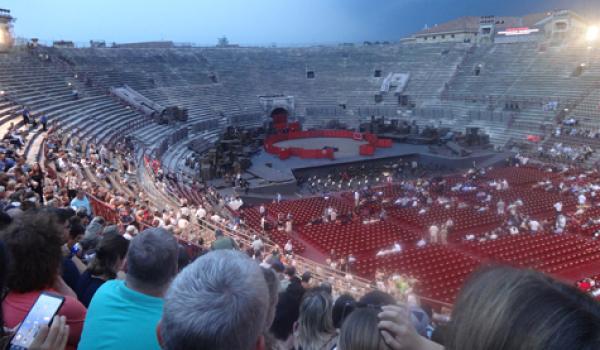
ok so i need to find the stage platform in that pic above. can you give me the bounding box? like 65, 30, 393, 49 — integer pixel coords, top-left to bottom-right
247, 139, 429, 182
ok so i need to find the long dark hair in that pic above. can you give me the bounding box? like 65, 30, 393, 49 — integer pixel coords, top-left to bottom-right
87, 233, 129, 279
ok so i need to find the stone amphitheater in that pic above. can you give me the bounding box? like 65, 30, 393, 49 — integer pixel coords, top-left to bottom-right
3, 16, 600, 307
2, 38, 600, 173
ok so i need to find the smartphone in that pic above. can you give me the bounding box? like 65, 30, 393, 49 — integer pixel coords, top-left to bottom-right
9, 292, 65, 350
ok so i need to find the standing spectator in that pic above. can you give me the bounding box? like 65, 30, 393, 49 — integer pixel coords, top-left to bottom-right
252, 235, 264, 253
429, 224, 439, 244
70, 189, 92, 216
78, 228, 178, 350
1, 211, 87, 350
76, 233, 129, 307
22, 107, 30, 125
211, 229, 238, 250
28, 162, 45, 203
40, 113, 48, 131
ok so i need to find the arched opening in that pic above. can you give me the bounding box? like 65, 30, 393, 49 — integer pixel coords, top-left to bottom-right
271, 107, 289, 125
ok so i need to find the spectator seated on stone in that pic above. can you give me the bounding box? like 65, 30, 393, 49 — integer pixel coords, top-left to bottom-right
76, 232, 129, 307
78, 228, 178, 350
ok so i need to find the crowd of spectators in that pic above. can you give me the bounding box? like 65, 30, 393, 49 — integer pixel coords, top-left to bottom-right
2, 110, 600, 349
3, 218, 600, 350
537, 142, 594, 164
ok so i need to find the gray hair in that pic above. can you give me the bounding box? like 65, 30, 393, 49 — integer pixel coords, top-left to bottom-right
161, 250, 270, 350
126, 228, 178, 290
295, 289, 337, 350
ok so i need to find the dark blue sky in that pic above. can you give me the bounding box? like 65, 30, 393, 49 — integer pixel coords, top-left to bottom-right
3, 0, 600, 46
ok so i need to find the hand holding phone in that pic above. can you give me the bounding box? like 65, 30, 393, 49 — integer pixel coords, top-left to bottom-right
9, 292, 65, 350
28, 316, 69, 350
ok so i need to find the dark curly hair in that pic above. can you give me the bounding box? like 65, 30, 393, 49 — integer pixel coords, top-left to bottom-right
1, 210, 64, 293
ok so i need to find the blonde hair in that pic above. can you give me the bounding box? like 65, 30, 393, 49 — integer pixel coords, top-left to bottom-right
295, 290, 337, 350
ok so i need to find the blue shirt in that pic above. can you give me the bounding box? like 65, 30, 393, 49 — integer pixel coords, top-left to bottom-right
70, 196, 92, 216
78, 280, 163, 350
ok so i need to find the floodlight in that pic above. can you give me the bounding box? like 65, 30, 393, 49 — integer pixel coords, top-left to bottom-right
587, 26, 599, 42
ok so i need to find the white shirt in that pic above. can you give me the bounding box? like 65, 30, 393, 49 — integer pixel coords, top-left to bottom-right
252, 238, 264, 252
529, 220, 540, 232
195, 207, 207, 220
177, 218, 189, 230
284, 241, 293, 252
429, 225, 439, 236
579, 194, 587, 205
180, 206, 190, 217
554, 202, 563, 212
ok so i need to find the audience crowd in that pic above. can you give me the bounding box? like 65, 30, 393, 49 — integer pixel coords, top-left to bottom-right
2, 115, 600, 349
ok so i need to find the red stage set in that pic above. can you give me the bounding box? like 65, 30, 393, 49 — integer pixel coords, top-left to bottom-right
265, 112, 392, 160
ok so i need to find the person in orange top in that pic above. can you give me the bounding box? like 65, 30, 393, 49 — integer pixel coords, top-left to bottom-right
2, 210, 86, 350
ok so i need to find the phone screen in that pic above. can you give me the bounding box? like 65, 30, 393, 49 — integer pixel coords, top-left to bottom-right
9, 292, 65, 350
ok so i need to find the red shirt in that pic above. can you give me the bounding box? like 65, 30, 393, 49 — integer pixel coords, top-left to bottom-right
2, 289, 87, 350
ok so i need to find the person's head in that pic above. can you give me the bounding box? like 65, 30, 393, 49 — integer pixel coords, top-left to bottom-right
1, 210, 63, 292
295, 289, 336, 350
126, 228, 178, 296
88, 233, 129, 279
160, 250, 270, 350
446, 266, 600, 350
338, 307, 388, 350
66, 220, 85, 249
285, 266, 297, 279
76, 189, 85, 200
31, 162, 41, 173
333, 294, 357, 329
359, 290, 396, 307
